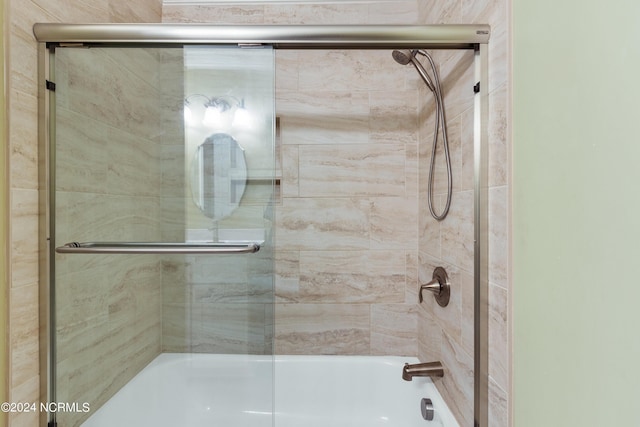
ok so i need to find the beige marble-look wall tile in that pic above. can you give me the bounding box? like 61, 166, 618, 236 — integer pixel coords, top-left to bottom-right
489, 283, 508, 391
162, 303, 191, 352
9, 90, 38, 190
105, 48, 162, 88
191, 281, 272, 305
299, 144, 406, 197
10, 189, 39, 288
187, 255, 248, 285
64, 49, 161, 140
460, 269, 475, 357
489, 185, 508, 288
160, 197, 186, 241
489, 83, 508, 187
489, 376, 509, 427
298, 51, 407, 92
275, 50, 299, 92
371, 304, 418, 356
162, 4, 265, 23
405, 251, 420, 304
277, 90, 370, 145
162, 259, 190, 302
441, 190, 474, 273
264, 3, 367, 24
287, 250, 405, 303
191, 303, 270, 354
369, 90, 419, 145
10, 284, 39, 389
367, 1, 420, 24
8, 375, 39, 427
418, 0, 429, 24
418, 193, 442, 261
439, 50, 475, 122
107, 129, 160, 197
276, 197, 370, 250
276, 303, 370, 355
275, 250, 300, 302
160, 145, 186, 199
462, 0, 506, 25
56, 192, 161, 243
31, 0, 109, 23
422, 0, 462, 23
439, 331, 474, 427
417, 304, 442, 363
108, 0, 162, 23
487, 20, 508, 93
370, 197, 418, 250
280, 144, 299, 198
56, 108, 109, 193
9, 17, 41, 96
56, 304, 109, 364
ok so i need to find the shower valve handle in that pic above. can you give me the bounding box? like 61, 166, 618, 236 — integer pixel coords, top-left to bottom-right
419, 267, 450, 307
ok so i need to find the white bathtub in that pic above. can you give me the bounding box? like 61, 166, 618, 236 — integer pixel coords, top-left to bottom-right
81, 353, 460, 427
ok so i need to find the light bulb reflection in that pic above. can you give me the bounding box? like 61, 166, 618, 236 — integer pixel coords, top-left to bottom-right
202, 106, 223, 128
184, 95, 251, 131
183, 104, 193, 124
232, 107, 252, 129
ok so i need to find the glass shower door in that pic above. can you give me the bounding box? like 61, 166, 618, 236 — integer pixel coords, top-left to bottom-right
50, 45, 275, 427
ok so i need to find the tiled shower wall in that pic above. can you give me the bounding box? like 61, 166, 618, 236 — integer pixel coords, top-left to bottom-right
163, 1, 426, 356
6, 1, 162, 426
416, 1, 509, 426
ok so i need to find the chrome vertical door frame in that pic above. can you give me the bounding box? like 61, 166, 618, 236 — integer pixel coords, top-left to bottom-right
38, 42, 56, 427
474, 43, 490, 427
35, 24, 490, 427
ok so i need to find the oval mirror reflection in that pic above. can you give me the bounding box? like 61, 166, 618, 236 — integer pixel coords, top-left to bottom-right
190, 133, 247, 220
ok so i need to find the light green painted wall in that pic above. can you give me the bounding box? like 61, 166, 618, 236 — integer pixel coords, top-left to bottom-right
513, 0, 640, 425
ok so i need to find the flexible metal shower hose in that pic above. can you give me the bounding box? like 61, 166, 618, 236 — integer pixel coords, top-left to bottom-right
417, 50, 452, 221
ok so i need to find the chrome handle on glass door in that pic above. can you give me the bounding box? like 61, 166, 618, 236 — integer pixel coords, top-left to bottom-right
55, 241, 260, 255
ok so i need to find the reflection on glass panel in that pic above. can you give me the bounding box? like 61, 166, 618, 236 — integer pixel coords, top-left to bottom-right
183, 46, 275, 243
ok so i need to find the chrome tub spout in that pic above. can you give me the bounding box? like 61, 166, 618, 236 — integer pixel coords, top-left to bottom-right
402, 361, 444, 381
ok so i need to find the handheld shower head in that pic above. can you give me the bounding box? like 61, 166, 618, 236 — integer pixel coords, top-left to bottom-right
391, 49, 435, 92
392, 49, 414, 65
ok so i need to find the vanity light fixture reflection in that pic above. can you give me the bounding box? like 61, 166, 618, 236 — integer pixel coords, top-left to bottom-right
184, 94, 250, 129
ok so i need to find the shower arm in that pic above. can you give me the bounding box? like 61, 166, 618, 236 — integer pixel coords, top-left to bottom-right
55, 241, 260, 254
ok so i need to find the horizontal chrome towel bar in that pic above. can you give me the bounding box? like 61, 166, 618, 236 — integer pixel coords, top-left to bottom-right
55, 241, 260, 254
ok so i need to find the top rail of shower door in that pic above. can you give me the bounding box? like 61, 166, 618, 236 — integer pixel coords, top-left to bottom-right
55, 242, 260, 254
32, 24, 490, 49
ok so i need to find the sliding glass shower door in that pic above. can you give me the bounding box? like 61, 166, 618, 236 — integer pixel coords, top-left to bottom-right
49, 45, 275, 427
